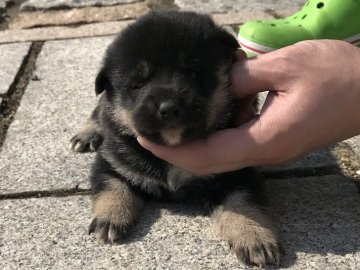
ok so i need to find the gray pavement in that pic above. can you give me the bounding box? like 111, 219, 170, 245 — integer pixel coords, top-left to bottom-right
0, 42, 31, 95
175, 0, 306, 14
1, 0, 360, 269
1, 176, 359, 270
11, 2, 148, 30
20, 0, 141, 11
0, 37, 112, 194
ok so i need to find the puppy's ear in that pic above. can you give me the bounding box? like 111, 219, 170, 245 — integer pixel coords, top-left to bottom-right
95, 68, 109, 96
216, 29, 240, 50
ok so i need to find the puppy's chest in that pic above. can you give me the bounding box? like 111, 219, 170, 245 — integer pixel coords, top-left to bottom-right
129, 162, 208, 197
101, 139, 208, 197
166, 166, 211, 191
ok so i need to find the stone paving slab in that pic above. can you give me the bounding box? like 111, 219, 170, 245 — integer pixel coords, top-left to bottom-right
0, 20, 132, 44
1, 175, 359, 269
0, 37, 114, 194
212, 11, 273, 26
20, 0, 142, 11
175, 0, 306, 14
11, 8, 273, 30
0, 10, 274, 44
265, 175, 360, 269
0, 42, 31, 95
10, 1, 149, 29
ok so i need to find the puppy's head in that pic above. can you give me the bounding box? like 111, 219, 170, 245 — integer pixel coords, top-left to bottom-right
97, 11, 240, 146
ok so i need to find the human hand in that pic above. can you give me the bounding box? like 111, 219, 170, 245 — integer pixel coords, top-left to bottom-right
138, 40, 360, 175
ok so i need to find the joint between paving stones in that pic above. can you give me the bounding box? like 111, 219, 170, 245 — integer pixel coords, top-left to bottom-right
0, 187, 90, 200
0, 41, 43, 148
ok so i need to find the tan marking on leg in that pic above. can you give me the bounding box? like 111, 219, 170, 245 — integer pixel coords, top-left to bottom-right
93, 178, 143, 223
212, 191, 280, 266
91, 178, 144, 243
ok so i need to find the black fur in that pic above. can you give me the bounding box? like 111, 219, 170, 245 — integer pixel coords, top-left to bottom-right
71, 11, 280, 266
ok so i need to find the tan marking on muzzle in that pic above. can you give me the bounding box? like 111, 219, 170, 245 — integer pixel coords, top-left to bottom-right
160, 127, 184, 146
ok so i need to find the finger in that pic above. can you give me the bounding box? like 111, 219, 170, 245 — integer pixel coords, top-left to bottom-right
231, 55, 274, 98
137, 120, 267, 175
231, 47, 293, 98
137, 136, 211, 174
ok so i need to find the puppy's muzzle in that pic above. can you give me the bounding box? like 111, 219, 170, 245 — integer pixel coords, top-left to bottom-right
157, 100, 181, 122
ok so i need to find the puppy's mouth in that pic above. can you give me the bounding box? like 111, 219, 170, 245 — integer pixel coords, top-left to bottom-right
136, 120, 209, 147
133, 100, 208, 146
137, 124, 195, 146
159, 126, 184, 146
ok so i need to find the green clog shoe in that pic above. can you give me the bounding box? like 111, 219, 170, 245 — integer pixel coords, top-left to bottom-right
238, 0, 360, 56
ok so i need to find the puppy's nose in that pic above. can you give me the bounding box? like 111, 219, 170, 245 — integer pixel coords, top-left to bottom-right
158, 101, 181, 120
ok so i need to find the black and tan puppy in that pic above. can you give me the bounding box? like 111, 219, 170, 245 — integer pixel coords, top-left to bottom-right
70, 11, 280, 266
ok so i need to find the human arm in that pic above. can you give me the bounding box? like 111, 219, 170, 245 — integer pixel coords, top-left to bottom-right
138, 40, 360, 175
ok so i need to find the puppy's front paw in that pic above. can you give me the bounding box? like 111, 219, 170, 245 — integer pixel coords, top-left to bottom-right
229, 227, 281, 267
213, 192, 281, 267
88, 217, 132, 243
69, 129, 103, 152
89, 180, 144, 244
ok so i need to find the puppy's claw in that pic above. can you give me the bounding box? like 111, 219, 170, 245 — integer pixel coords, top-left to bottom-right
88, 218, 130, 244
233, 242, 281, 267
88, 218, 98, 235
69, 132, 103, 153
108, 223, 122, 244
74, 142, 85, 152
90, 143, 96, 152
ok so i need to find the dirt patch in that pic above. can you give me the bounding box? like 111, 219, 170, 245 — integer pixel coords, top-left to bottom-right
333, 142, 360, 181
0, 0, 26, 30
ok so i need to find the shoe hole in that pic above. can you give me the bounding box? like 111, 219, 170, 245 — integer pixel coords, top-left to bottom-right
270, 24, 276, 27
306, 0, 310, 7
317, 2, 324, 8
293, 16, 297, 19
302, 14, 307, 19
298, 24, 302, 27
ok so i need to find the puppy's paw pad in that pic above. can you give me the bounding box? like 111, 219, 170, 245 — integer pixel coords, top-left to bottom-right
88, 218, 131, 244
69, 132, 103, 152
231, 238, 281, 267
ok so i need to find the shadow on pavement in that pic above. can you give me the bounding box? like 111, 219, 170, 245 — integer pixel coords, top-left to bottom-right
266, 174, 360, 268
